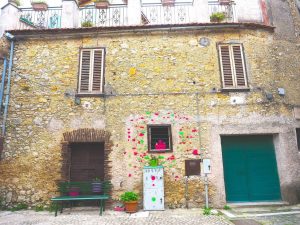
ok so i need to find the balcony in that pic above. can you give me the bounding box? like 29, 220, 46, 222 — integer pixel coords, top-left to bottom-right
19, 7, 62, 29
0, 0, 263, 32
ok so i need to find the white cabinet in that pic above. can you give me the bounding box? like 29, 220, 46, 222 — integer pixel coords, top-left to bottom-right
143, 166, 164, 210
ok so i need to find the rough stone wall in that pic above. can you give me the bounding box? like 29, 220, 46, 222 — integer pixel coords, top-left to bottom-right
0, 28, 299, 208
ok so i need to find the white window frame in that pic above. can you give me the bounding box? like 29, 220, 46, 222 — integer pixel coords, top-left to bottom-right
218, 43, 248, 90
78, 48, 105, 95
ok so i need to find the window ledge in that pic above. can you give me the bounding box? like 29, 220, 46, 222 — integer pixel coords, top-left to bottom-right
221, 88, 250, 92
75, 93, 105, 98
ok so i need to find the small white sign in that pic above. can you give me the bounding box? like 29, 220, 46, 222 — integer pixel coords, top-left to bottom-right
203, 159, 211, 174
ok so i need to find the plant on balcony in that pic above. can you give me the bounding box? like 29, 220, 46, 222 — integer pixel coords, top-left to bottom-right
81, 21, 93, 27
31, 0, 48, 11
93, 0, 110, 9
162, 0, 175, 7
210, 12, 226, 23
10, 0, 20, 7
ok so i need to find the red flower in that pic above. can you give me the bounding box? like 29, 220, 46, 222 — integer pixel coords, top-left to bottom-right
192, 149, 199, 155
128, 174, 132, 177
133, 152, 138, 156
139, 133, 144, 137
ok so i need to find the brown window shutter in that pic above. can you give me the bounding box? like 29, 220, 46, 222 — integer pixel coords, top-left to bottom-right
219, 45, 234, 88
92, 50, 103, 92
79, 50, 91, 93
232, 45, 247, 87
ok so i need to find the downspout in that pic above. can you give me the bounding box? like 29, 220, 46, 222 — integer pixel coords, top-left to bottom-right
2, 36, 14, 136
0, 57, 7, 112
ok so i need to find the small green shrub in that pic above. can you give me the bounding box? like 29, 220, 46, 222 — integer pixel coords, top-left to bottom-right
120, 192, 139, 202
10, 203, 28, 211
34, 205, 44, 212
223, 205, 231, 210
81, 21, 93, 27
203, 206, 212, 215
45, 202, 56, 212
210, 12, 226, 22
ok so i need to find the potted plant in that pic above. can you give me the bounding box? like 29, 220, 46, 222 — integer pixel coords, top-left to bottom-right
31, 0, 48, 11
162, 0, 175, 6
93, 0, 110, 9
210, 12, 226, 23
81, 21, 93, 27
120, 191, 139, 213
92, 177, 102, 193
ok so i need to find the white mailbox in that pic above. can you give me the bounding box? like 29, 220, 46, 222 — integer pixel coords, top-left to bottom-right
203, 159, 211, 174
143, 166, 164, 211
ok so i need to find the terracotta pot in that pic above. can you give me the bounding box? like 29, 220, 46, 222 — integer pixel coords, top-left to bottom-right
31, 3, 48, 11
162, 0, 175, 6
95, 2, 109, 9
124, 201, 138, 213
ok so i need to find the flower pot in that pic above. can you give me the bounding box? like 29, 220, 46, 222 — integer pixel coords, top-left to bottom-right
32, 3, 48, 11
124, 201, 138, 213
149, 159, 159, 167
92, 182, 102, 193
95, 1, 109, 9
162, 0, 175, 6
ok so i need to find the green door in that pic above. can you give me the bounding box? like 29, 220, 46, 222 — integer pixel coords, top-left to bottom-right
221, 135, 281, 202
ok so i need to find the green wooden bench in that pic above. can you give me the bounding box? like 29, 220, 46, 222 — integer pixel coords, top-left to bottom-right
51, 181, 112, 216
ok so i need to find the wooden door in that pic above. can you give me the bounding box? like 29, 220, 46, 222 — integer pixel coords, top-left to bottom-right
70, 142, 105, 182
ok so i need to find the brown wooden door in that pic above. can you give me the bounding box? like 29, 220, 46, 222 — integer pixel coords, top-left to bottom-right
70, 143, 104, 181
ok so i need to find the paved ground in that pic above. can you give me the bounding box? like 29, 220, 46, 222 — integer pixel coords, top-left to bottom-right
0, 208, 232, 225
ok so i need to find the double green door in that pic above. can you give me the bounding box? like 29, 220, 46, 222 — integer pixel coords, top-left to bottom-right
222, 135, 281, 202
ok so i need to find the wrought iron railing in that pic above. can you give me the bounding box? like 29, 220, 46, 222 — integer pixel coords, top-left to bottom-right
208, 1, 237, 22
19, 7, 62, 29
141, 2, 193, 25
79, 5, 128, 27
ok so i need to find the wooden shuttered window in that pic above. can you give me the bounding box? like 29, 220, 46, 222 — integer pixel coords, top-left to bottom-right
78, 48, 105, 94
218, 44, 248, 89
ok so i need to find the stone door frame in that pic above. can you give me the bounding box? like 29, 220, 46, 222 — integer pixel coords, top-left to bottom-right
60, 128, 112, 182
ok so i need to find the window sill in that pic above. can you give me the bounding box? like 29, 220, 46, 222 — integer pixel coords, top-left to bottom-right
221, 88, 250, 92
148, 150, 173, 153
75, 93, 105, 98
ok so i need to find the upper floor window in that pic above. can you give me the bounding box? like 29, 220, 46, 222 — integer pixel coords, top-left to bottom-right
218, 43, 248, 90
148, 125, 172, 153
296, 128, 300, 151
78, 48, 105, 95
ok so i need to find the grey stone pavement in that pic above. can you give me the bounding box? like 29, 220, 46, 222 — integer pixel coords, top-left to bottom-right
0, 206, 300, 225
0, 208, 232, 225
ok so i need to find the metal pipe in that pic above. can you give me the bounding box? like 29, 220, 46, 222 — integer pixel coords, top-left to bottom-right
204, 174, 209, 208
0, 57, 7, 112
2, 40, 14, 136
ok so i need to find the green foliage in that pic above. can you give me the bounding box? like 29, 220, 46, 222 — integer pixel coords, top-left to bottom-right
11, 0, 21, 6
210, 12, 226, 22
45, 202, 56, 212
10, 203, 28, 211
203, 206, 212, 215
81, 21, 93, 28
120, 192, 139, 202
223, 205, 231, 210
31, 0, 47, 4
34, 205, 44, 212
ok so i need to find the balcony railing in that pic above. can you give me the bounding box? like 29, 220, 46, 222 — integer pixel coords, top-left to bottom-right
208, 1, 237, 22
19, 7, 62, 29
141, 2, 194, 25
79, 5, 128, 27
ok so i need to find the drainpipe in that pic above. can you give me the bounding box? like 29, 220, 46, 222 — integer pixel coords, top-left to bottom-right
2, 33, 15, 136
0, 57, 7, 112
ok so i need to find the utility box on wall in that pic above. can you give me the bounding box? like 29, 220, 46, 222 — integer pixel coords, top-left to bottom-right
143, 166, 164, 210
185, 159, 201, 177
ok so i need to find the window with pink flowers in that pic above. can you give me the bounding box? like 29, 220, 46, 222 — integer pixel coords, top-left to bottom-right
147, 125, 172, 153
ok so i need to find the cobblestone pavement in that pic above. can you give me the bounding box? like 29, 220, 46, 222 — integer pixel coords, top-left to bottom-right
253, 214, 300, 225
0, 208, 232, 225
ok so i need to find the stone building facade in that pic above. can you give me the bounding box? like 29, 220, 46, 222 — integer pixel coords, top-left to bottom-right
0, 0, 299, 209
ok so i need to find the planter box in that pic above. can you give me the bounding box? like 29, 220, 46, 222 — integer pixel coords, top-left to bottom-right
31, 3, 48, 11
219, 0, 231, 5
162, 0, 175, 7
95, 1, 109, 9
